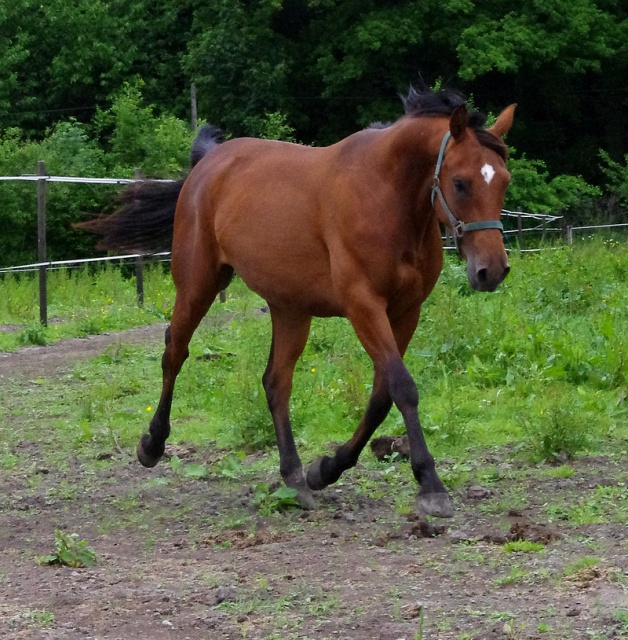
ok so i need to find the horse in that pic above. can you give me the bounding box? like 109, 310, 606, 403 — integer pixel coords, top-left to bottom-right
79, 88, 515, 518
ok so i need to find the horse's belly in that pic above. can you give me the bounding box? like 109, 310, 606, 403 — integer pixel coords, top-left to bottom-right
221, 235, 343, 317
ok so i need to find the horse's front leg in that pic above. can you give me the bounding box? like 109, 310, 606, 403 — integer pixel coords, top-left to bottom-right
263, 309, 316, 509
309, 299, 453, 518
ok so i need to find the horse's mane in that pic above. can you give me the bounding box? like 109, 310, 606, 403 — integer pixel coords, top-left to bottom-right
402, 87, 508, 160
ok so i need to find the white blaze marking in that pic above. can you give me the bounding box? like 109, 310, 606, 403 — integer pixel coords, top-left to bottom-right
481, 163, 496, 184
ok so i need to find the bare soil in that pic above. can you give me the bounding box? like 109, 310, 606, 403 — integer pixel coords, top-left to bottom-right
0, 326, 627, 639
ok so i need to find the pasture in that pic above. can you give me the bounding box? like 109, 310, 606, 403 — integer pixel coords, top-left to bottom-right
0, 240, 627, 639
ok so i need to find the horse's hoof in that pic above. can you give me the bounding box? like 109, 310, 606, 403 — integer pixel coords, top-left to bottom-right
296, 487, 317, 510
306, 457, 327, 491
136, 435, 164, 468
418, 492, 454, 518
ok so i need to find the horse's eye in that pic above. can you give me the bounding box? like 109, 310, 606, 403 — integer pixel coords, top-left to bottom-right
453, 178, 469, 195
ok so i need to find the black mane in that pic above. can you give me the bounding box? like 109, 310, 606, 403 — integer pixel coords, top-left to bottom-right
402, 87, 508, 160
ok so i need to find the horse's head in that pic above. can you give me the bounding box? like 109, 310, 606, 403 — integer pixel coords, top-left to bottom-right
432, 104, 515, 292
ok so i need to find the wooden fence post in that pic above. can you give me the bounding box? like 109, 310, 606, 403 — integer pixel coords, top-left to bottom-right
37, 161, 48, 326
566, 225, 573, 245
134, 168, 145, 307
191, 83, 198, 131
517, 214, 523, 253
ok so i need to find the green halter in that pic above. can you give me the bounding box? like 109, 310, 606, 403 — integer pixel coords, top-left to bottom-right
430, 130, 504, 256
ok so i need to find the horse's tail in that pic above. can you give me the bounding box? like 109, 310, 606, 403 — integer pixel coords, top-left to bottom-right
190, 124, 225, 167
76, 124, 225, 253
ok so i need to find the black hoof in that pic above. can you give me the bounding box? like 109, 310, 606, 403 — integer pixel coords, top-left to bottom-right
295, 487, 317, 510
283, 471, 318, 510
306, 456, 328, 491
418, 492, 454, 518
136, 435, 164, 468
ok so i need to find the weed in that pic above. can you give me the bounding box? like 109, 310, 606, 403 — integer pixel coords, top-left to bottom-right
563, 556, 601, 577
517, 390, 593, 461
19, 609, 55, 627
612, 609, 628, 630
543, 464, 576, 478
547, 485, 628, 525
38, 529, 97, 568
18, 323, 49, 346
253, 483, 300, 515
503, 540, 546, 553
213, 452, 247, 479
495, 564, 530, 585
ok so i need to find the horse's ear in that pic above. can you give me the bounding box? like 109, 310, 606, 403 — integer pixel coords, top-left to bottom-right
449, 105, 468, 142
488, 104, 517, 139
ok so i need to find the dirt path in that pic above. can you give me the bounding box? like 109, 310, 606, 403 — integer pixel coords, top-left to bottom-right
0, 325, 627, 639
0, 324, 168, 381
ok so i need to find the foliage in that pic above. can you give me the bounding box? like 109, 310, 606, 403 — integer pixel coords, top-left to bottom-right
18, 323, 50, 347
0, 121, 109, 265
38, 529, 97, 568
1, 1, 627, 263
0, 0, 626, 178
253, 483, 300, 516
599, 150, 628, 205
505, 153, 600, 218
0, 84, 193, 265
503, 540, 545, 553
94, 82, 194, 178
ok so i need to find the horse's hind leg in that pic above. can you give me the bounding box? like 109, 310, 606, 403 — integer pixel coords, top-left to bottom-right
137, 263, 234, 467
262, 308, 316, 509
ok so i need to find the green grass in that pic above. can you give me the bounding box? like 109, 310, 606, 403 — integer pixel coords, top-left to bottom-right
1, 239, 628, 467
0, 263, 175, 350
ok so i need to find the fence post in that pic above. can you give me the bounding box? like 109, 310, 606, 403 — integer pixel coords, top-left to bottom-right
134, 168, 145, 307
444, 227, 452, 250
517, 214, 523, 253
566, 225, 573, 245
191, 83, 198, 131
37, 161, 48, 326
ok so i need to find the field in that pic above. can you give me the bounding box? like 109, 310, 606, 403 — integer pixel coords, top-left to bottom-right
0, 240, 627, 639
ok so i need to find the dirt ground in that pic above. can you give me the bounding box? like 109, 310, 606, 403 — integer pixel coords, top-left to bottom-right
0, 325, 627, 640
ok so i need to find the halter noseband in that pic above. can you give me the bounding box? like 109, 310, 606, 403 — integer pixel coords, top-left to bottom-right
430, 130, 503, 256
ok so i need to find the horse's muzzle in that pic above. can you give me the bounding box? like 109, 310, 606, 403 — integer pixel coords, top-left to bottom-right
468, 261, 510, 292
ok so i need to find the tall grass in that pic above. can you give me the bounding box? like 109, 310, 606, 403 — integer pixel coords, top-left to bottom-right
0, 263, 175, 350
2, 238, 627, 464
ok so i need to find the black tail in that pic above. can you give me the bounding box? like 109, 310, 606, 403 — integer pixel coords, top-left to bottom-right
77, 124, 225, 254
190, 124, 225, 167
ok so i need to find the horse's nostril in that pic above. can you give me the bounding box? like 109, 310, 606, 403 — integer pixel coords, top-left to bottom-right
477, 267, 488, 283
504, 265, 511, 278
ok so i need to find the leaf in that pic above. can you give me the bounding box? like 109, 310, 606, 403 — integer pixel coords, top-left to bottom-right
270, 486, 299, 501
182, 463, 208, 479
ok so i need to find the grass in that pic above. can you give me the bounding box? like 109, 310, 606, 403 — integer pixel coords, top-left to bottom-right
1, 238, 628, 471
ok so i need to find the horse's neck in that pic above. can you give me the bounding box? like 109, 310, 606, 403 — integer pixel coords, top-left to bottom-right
385, 117, 448, 183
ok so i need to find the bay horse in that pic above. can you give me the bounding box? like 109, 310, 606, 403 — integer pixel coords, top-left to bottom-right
79, 88, 515, 518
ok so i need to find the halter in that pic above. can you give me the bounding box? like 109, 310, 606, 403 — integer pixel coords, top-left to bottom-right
430, 130, 503, 257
